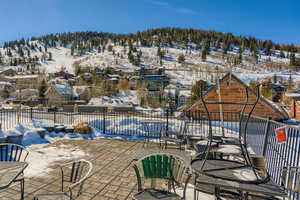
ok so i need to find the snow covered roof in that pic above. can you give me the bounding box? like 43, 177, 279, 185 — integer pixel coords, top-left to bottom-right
0, 81, 12, 87
89, 91, 139, 106
286, 93, 300, 98
53, 84, 78, 97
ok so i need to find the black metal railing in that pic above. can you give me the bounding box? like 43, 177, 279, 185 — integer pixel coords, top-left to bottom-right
242, 114, 300, 199
1, 108, 300, 198
0, 109, 240, 137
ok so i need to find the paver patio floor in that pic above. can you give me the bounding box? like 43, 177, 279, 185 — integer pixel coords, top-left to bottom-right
0, 138, 191, 200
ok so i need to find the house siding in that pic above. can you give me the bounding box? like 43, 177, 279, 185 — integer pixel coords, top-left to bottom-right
187, 73, 288, 121
290, 100, 300, 121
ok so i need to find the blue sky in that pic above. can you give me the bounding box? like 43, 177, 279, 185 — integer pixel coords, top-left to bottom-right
0, 0, 299, 45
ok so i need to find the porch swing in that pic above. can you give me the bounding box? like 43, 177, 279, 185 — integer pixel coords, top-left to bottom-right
191, 72, 270, 184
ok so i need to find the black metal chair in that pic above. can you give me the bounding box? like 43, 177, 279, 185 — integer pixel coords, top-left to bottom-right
0, 143, 29, 200
32, 159, 93, 200
282, 166, 300, 200
132, 153, 192, 200
162, 118, 188, 150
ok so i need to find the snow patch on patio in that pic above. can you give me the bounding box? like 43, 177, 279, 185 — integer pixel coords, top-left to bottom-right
24, 144, 87, 178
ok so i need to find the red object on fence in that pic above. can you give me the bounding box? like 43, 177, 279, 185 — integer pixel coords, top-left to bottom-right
275, 127, 287, 143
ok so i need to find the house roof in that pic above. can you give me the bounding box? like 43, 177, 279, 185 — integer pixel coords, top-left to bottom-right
187, 72, 289, 119
53, 84, 78, 97
286, 93, 300, 98
0, 82, 12, 87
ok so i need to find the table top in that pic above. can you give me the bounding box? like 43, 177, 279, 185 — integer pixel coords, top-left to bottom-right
194, 172, 286, 197
0, 161, 28, 189
192, 159, 286, 197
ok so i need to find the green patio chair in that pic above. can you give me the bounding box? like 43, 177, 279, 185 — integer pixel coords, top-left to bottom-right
132, 153, 192, 200
32, 159, 93, 200
0, 143, 29, 200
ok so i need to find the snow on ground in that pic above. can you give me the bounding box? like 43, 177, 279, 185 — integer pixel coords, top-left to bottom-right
41, 47, 81, 74
1, 43, 299, 92
1, 114, 240, 177
89, 90, 139, 106
25, 143, 87, 177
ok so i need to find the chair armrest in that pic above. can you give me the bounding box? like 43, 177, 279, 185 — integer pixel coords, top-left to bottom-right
67, 163, 93, 198
132, 163, 143, 192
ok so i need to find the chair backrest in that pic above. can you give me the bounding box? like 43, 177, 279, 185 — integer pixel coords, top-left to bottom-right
0, 143, 29, 162
282, 167, 300, 194
60, 159, 93, 198
179, 119, 188, 135
133, 153, 191, 192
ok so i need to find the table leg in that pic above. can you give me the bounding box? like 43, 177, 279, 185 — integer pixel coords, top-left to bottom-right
214, 186, 222, 200
194, 177, 198, 200
20, 178, 24, 200
143, 124, 150, 148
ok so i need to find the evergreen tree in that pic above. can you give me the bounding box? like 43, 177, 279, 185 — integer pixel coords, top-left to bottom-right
38, 80, 47, 98
71, 47, 75, 56
178, 54, 185, 64
201, 49, 207, 61
290, 53, 296, 66
190, 80, 209, 104
48, 52, 52, 60
166, 90, 175, 111
280, 51, 285, 58
287, 74, 295, 91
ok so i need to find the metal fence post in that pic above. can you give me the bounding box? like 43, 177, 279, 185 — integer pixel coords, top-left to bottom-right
0, 109, 2, 130
103, 109, 106, 134
54, 110, 56, 124
262, 117, 272, 156
166, 109, 169, 132
30, 108, 33, 120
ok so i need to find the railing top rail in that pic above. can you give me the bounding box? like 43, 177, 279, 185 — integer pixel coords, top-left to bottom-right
242, 114, 300, 129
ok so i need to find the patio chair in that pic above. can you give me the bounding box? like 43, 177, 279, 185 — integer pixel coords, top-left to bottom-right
132, 153, 192, 200
32, 159, 93, 200
0, 143, 29, 200
162, 118, 188, 150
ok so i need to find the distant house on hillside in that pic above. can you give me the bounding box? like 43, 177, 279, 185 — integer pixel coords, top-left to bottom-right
284, 93, 300, 121
4, 74, 45, 89
0, 68, 17, 77
45, 84, 78, 105
81, 73, 92, 82
269, 84, 286, 102
163, 84, 191, 108
50, 71, 75, 79
137, 67, 165, 76
11, 89, 38, 101
74, 86, 91, 102
129, 76, 140, 89
0, 81, 15, 100
141, 75, 169, 91
186, 73, 289, 121
0, 81, 14, 92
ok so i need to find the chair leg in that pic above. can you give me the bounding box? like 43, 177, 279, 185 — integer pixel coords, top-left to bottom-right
20, 179, 24, 200
214, 186, 222, 200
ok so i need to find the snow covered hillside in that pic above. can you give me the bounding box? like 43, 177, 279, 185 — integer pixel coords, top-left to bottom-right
0, 40, 299, 87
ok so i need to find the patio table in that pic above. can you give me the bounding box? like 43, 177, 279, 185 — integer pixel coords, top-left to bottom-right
0, 161, 28, 190
140, 119, 166, 147
191, 158, 286, 199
